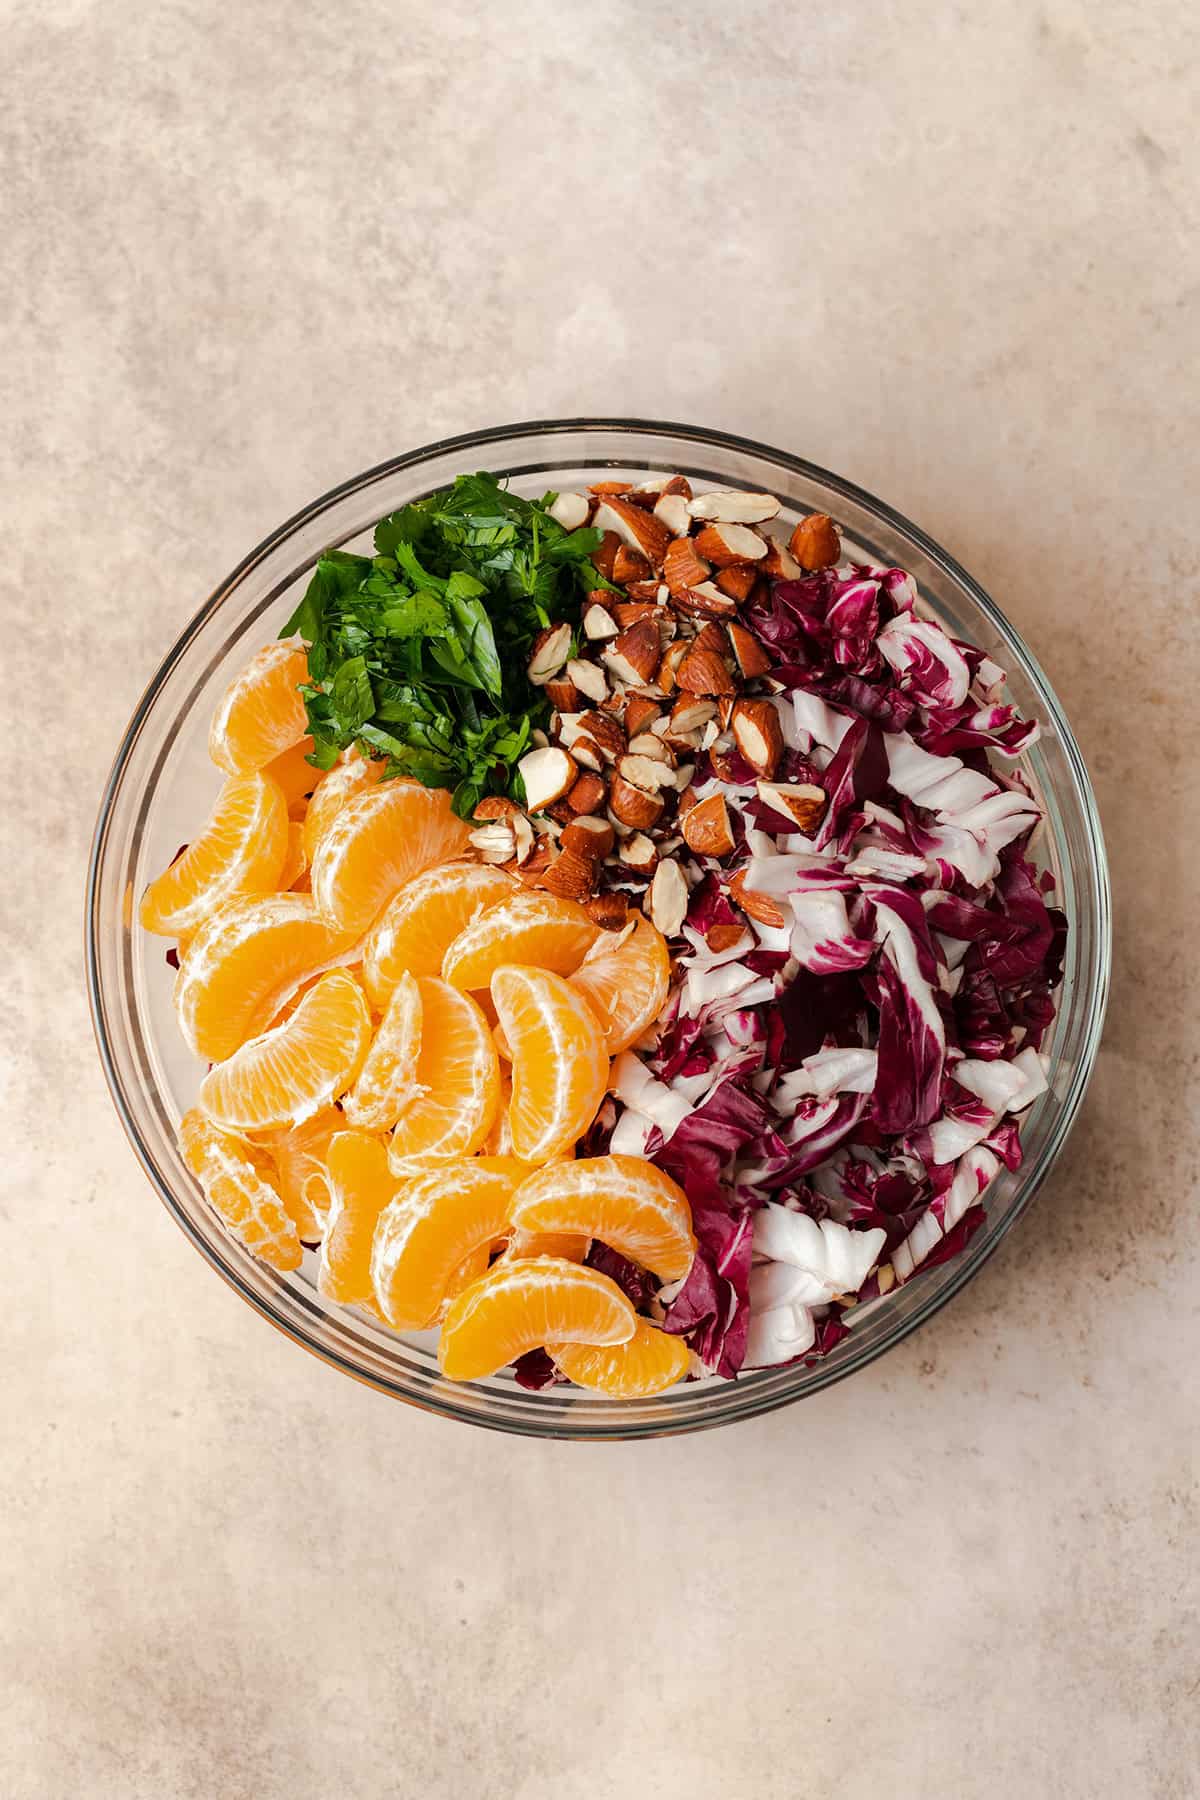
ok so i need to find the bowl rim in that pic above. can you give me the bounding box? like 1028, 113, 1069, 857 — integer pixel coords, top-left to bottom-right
86, 416, 1112, 1438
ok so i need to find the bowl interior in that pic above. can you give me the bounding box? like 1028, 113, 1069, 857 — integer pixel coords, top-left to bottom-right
87, 420, 1110, 1438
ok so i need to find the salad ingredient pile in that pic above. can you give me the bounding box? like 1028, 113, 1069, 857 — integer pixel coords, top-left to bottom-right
141, 467, 1064, 1392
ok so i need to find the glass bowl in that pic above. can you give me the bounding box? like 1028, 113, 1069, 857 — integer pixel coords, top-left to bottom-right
86, 420, 1111, 1439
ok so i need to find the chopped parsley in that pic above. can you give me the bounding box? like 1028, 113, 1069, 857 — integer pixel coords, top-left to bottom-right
281, 471, 611, 817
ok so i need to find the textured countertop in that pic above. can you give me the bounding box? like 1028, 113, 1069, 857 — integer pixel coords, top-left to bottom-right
4, 3, 1198, 1795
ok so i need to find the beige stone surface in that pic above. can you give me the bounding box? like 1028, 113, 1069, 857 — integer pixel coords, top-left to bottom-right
3, 1, 1198, 1794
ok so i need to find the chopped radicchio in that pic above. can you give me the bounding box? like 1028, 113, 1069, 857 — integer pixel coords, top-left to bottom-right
612, 549, 1064, 1379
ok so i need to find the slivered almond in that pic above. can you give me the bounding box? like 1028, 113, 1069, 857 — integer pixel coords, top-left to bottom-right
583, 601, 620, 641
730, 699, 784, 778
728, 867, 787, 927
676, 625, 735, 697
653, 493, 692, 539
681, 793, 735, 857
787, 513, 841, 571
623, 694, 661, 737
541, 848, 598, 901
545, 677, 580, 713
562, 814, 615, 858
510, 813, 535, 864
527, 622, 573, 685
647, 859, 689, 937
619, 832, 659, 871
576, 710, 625, 761
672, 581, 739, 619
613, 544, 651, 584
608, 776, 665, 830
715, 566, 758, 604
518, 745, 578, 811
603, 617, 660, 685
663, 537, 711, 595
548, 491, 590, 531
694, 523, 768, 567
585, 891, 629, 930
618, 752, 675, 793
761, 535, 802, 580
755, 781, 827, 833
566, 657, 608, 704
727, 621, 773, 678
591, 497, 672, 572
592, 532, 621, 581
565, 771, 607, 816
688, 490, 781, 525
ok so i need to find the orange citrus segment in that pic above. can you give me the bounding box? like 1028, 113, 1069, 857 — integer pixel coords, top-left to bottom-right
277, 821, 307, 891
199, 969, 371, 1132
362, 862, 517, 1007
209, 639, 311, 775
140, 773, 288, 937
318, 1130, 397, 1309
387, 978, 500, 1172
509, 1155, 696, 1282
301, 749, 386, 864
442, 892, 600, 991
311, 779, 472, 938
550, 1319, 690, 1397
264, 737, 319, 809
490, 966, 609, 1165
504, 1228, 590, 1262
438, 1256, 636, 1381
481, 1069, 515, 1155
371, 1156, 527, 1329
173, 894, 355, 1063
341, 971, 423, 1133
178, 1108, 301, 1272
261, 1106, 342, 1241
569, 915, 671, 1054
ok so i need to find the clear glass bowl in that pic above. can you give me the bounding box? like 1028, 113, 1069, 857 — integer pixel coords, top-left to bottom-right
86, 420, 1111, 1439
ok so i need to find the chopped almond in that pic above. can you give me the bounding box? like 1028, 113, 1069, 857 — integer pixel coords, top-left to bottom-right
548, 492, 590, 531
730, 699, 784, 779
540, 847, 598, 901
613, 544, 651, 584
647, 859, 689, 937
518, 745, 578, 811
527, 622, 573, 685
545, 676, 580, 713
787, 513, 841, 571
672, 581, 739, 619
676, 624, 735, 697
694, 523, 768, 568
608, 774, 665, 830
728, 867, 787, 928
591, 531, 622, 581
714, 565, 758, 603
619, 832, 659, 871
562, 814, 615, 859
591, 497, 673, 573
603, 617, 661, 686
663, 537, 711, 595
688, 490, 781, 525
583, 601, 620, 641
727, 621, 773, 678
754, 781, 826, 833
565, 771, 607, 816
653, 493, 692, 539
624, 694, 662, 737
575, 710, 625, 762
566, 657, 608, 704
681, 793, 735, 857
585, 891, 629, 930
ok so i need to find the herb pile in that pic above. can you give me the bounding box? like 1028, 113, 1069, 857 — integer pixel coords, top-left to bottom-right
281, 472, 609, 816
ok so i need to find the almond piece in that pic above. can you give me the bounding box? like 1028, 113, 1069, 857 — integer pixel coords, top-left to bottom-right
591, 498, 672, 573
518, 745, 578, 811
663, 537, 712, 596
787, 513, 841, 571
707, 923, 749, 952
760, 535, 802, 580
627, 732, 675, 765
676, 626, 736, 697
510, 813, 536, 865
623, 694, 661, 738
565, 771, 607, 816
694, 523, 768, 568
613, 601, 659, 629
583, 601, 620, 641
657, 640, 689, 695
513, 843, 554, 886
569, 735, 607, 773
688, 490, 781, 525
603, 617, 660, 686
681, 793, 735, 857
662, 474, 692, 499
566, 657, 609, 704
562, 814, 616, 859
715, 565, 759, 603
613, 544, 651, 585
588, 480, 632, 496
623, 579, 662, 601
548, 491, 590, 531
728, 867, 787, 928
585, 891, 629, 930
527, 622, 573, 686
545, 677, 581, 713
608, 774, 665, 830
672, 581, 739, 619
618, 752, 675, 793
619, 832, 659, 871
592, 531, 622, 581
472, 796, 520, 822
576, 710, 625, 762
541, 847, 598, 901
669, 696, 717, 735
727, 621, 773, 679
730, 699, 784, 779
469, 822, 517, 863
647, 859, 689, 937
653, 493, 692, 539
754, 781, 827, 834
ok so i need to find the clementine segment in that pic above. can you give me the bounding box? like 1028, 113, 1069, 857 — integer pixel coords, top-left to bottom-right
371, 1156, 527, 1330
261, 1106, 342, 1241
178, 1108, 301, 1272
490, 966, 609, 1165
208, 639, 311, 775
509, 1156, 696, 1283
442, 892, 600, 991
362, 862, 517, 1007
199, 968, 371, 1133
318, 1130, 397, 1309
310, 779, 471, 938
341, 971, 423, 1133
438, 1256, 636, 1381
140, 772, 288, 937
263, 736, 318, 809
300, 748, 386, 864
387, 978, 500, 1171
569, 915, 671, 1054
550, 1319, 690, 1397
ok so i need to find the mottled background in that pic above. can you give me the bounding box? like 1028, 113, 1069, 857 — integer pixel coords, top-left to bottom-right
3, 1, 1198, 1795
